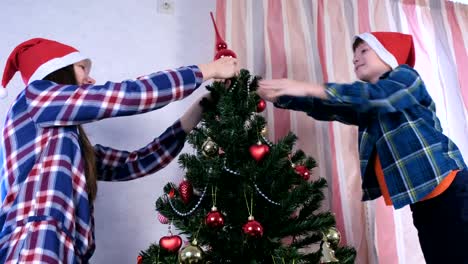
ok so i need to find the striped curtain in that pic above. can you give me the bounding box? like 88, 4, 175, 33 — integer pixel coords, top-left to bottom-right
215, 0, 468, 263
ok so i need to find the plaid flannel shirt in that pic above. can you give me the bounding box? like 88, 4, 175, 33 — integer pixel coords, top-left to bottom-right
0, 66, 203, 263
275, 65, 466, 209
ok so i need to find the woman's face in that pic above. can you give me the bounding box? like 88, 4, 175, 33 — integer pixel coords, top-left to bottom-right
73, 60, 95, 85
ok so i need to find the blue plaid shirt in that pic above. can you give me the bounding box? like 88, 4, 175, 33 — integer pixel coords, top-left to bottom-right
275, 65, 466, 209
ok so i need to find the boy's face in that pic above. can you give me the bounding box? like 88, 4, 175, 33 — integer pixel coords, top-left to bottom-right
353, 42, 391, 83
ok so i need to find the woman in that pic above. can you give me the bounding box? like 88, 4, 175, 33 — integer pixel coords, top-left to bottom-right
0, 38, 238, 263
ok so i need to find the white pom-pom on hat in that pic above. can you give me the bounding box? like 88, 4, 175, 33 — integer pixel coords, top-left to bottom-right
0, 87, 7, 99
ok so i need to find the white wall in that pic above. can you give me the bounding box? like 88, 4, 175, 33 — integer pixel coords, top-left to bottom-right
0, 0, 216, 263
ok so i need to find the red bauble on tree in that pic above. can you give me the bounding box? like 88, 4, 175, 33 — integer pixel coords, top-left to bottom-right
168, 188, 175, 199
218, 148, 225, 156
205, 207, 225, 228
249, 142, 270, 162
178, 178, 193, 204
157, 212, 169, 224
159, 234, 182, 252
294, 165, 311, 181
242, 216, 264, 237
256, 99, 267, 112
137, 255, 142, 264
289, 210, 299, 219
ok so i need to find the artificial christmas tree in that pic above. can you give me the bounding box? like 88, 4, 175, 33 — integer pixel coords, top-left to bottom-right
138, 69, 356, 263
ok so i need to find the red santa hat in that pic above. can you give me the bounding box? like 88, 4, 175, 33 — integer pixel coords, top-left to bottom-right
0, 38, 91, 98
353, 32, 415, 69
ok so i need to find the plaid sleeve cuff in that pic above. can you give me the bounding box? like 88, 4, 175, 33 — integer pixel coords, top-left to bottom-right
188, 65, 204, 88
324, 82, 370, 113
325, 84, 341, 103
170, 119, 187, 141
275, 95, 318, 111
274, 95, 294, 109
324, 82, 356, 104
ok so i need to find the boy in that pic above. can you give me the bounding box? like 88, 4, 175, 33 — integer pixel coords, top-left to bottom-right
258, 32, 467, 263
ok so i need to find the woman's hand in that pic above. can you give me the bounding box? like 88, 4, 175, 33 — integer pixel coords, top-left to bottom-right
258, 79, 328, 102
199, 57, 239, 81
179, 93, 212, 133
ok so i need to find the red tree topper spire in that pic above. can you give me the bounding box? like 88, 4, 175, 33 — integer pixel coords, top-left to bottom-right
210, 12, 237, 60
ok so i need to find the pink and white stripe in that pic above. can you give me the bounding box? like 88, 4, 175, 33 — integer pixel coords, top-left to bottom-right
216, 0, 468, 263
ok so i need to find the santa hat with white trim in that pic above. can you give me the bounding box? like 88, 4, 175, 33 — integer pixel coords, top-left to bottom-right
353, 32, 415, 69
0, 38, 91, 98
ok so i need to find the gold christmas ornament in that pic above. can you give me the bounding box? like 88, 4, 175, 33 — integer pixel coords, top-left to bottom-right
325, 227, 341, 248
178, 239, 204, 263
320, 240, 339, 263
261, 127, 268, 137
202, 137, 219, 157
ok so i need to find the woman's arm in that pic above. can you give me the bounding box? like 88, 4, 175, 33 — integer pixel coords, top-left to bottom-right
95, 93, 210, 181
26, 58, 238, 127
95, 119, 186, 181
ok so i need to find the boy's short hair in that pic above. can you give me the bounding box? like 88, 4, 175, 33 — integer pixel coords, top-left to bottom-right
352, 38, 364, 52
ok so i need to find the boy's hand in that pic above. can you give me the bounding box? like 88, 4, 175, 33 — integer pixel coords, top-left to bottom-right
258, 79, 328, 102
258, 79, 307, 102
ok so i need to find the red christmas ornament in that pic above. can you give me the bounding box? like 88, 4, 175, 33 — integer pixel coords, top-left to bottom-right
210, 12, 237, 60
137, 255, 143, 264
294, 165, 311, 181
168, 188, 175, 199
178, 179, 193, 204
205, 207, 225, 228
218, 148, 225, 156
249, 142, 270, 162
242, 216, 264, 237
256, 99, 267, 112
159, 234, 183, 252
157, 212, 169, 224
289, 210, 299, 219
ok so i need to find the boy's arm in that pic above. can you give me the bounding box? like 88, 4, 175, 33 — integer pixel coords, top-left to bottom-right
25, 66, 203, 127
95, 120, 186, 181
323, 65, 429, 113
275, 95, 364, 126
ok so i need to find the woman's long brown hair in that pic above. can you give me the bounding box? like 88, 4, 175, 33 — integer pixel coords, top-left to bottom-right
43, 65, 97, 202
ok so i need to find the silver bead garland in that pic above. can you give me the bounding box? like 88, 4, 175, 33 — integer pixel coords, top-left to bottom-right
223, 159, 280, 206
253, 181, 281, 206
167, 185, 208, 216
261, 134, 273, 147
228, 79, 238, 92
223, 158, 240, 175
